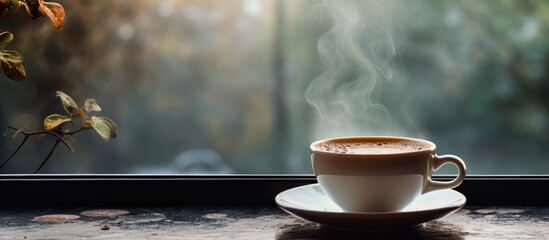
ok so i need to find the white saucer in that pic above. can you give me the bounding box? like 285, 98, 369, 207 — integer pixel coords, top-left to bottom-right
275, 184, 466, 231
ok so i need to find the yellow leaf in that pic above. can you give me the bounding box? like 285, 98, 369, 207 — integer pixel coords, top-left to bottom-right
88, 116, 111, 142
43, 114, 71, 132
0, 32, 13, 48
84, 98, 102, 112
0, 0, 20, 18
56, 91, 79, 115
98, 116, 117, 139
0, 50, 25, 81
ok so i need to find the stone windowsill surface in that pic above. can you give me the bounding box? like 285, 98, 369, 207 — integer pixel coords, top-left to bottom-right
1, 207, 548, 239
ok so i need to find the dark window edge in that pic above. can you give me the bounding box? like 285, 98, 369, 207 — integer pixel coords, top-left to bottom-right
0, 175, 548, 207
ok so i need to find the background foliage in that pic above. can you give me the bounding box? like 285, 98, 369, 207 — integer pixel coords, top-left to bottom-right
0, 0, 547, 174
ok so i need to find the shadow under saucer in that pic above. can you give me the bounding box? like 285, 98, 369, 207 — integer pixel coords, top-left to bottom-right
276, 221, 467, 240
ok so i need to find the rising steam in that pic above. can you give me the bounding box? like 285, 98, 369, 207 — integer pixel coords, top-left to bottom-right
306, 0, 403, 139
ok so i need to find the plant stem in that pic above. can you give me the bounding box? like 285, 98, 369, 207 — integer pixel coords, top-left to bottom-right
6, 126, 74, 151
8, 126, 44, 136
1, 126, 78, 171
34, 139, 60, 174
0, 134, 29, 169
21, 0, 40, 19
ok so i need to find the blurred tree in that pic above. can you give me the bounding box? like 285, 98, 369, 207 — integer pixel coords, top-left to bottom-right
0, 0, 547, 174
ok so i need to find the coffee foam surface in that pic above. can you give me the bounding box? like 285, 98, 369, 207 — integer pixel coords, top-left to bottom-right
315, 140, 430, 154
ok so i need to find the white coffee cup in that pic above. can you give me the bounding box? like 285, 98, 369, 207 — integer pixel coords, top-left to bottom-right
311, 136, 466, 212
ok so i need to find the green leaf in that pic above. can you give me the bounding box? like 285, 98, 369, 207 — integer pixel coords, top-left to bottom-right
56, 91, 79, 115
43, 114, 71, 132
0, 31, 13, 48
0, 50, 26, 81
0, 0, 20, 18
98, 116, 117, 139
88, 116, 111, 142
84, 98, 101, 112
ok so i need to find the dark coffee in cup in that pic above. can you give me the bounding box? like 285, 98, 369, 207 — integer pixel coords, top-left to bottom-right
315, 139, 431, 154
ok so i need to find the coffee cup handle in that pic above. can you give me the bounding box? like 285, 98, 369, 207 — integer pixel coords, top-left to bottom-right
424, 155, 466, 193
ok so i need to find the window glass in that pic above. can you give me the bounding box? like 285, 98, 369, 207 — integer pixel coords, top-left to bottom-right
0, 0, 547, 174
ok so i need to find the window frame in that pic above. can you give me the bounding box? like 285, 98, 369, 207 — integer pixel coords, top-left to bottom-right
0, 175, 548, 207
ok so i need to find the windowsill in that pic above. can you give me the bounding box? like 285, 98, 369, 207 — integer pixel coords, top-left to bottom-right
0, 206, 547, 239
1, 175, 548, 238
1, 175, 548, 206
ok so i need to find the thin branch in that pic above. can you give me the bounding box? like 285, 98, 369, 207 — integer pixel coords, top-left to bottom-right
7, 126, 75, 152
50, 132, 75, 152
8, 126, 45, 136
2, 125, 79, 171
34, 139, 60, 174
21, 0, 41, 19
0, 135, 30, 169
